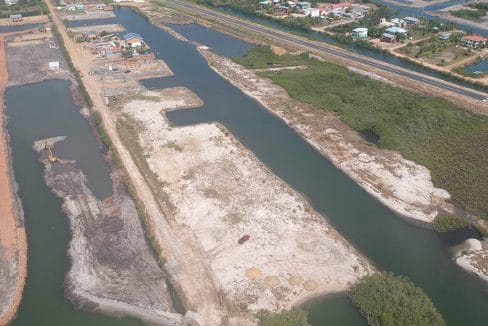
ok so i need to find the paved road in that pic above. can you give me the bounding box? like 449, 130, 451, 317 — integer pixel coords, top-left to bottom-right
166, 0, 488, 102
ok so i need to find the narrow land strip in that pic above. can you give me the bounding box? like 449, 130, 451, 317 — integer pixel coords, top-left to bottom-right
0, 30, 34, 326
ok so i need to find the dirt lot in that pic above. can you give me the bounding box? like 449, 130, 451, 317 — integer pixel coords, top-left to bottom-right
0, 29, 32, 326
0, 15, 49, 27
68, 24, 126, 35
33, 137, 182, 325
5, 27, 71, 87
115, 88, 372, 322
60, 10, 116, 21
198, 48, 453, 224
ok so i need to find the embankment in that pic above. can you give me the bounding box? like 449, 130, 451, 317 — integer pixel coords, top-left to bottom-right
32, 137, 182, 326
0, 32, 28, 326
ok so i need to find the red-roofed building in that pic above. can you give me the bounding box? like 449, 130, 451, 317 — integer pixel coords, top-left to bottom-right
461, 35, 488, 49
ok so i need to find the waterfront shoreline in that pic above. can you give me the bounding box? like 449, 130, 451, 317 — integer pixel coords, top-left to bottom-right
0, 31, 31, 326
196, 46, 451, 225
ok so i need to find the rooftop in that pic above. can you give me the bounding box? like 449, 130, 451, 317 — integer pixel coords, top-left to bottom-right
463, 35, 488, 42
123, 33, 142, 40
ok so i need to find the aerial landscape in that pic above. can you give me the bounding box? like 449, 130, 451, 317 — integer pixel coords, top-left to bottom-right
0, 0, 487, 325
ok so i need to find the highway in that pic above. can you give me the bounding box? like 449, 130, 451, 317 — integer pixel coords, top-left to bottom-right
164, 0, 488, 102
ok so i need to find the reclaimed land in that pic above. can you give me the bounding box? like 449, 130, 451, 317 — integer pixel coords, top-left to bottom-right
0, 28, 38, 326
232, 46, 488, 223
32, 137, 182, 325
114, 88, 372, 323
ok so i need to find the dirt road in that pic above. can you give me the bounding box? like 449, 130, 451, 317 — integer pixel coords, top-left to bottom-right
45, 1, 225, 324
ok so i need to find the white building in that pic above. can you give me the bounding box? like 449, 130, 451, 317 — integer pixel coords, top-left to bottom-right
303, 8, 320, 18
4, 0, 18, 5
49, 62, 60, 70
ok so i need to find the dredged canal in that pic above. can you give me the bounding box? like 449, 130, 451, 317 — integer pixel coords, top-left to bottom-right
5, 7, 488, 325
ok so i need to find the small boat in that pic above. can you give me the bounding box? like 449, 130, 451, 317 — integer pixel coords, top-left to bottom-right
238, 234, 250, 245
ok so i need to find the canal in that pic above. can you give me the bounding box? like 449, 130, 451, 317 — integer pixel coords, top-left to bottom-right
6, 7, 488, 325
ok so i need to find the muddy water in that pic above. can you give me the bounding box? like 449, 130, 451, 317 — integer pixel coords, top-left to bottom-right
115, 8, 487, 325
5, 79, 142, 325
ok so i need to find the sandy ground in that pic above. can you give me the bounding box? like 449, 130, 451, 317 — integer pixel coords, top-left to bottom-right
46, 2, 226, 323
454, 239, 488, 283
68, 24, 126, 35
5, 27, 72, 87
32, 137, 182, 325
198, 48, 453, 224
0, 15, 49, 27
118, 88, 372, 321
60, 10, 116, 21
0, 30, 31, 326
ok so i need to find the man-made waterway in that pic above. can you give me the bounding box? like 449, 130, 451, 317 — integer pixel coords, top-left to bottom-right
465, 59, 488, 74
6, 7, 487, 325
89, 8, 488, 324
5, 79, 142, 326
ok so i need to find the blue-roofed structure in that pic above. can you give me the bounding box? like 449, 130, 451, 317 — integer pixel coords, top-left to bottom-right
385, 26, 407, 34
123, 33, 144, 47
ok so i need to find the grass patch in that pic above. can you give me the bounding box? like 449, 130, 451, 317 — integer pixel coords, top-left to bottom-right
233, 46, 488, 220
449, 9, 486, 22
350, 272, 445, 326
433, 215, 470, 232
258, 308, 310, 326
0, 0, 47, 18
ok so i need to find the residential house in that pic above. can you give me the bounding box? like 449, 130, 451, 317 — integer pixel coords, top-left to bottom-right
390, 18, 406, 28
460, 35, 487, 49
352, 27, 368, 39
351, 4, 371, 16
329, 2, 352, 16
123, 33, 144, 48
381, 33, 396, 43
4, 0, 18, 5
96, 4, 106, 10
9, 14, 23, 23
303, 7, 320, 17
85, 31, 98, 40
438, 32, 452, 41
385, 26, 407, 35
404, 17, 419, 28
296, 1, 311, 10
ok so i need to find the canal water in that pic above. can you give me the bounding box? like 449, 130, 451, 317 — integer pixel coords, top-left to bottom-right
5, 79, 141, 326
464, 59, 488, 75
92, 7, 488, 325
6, 7, 487, 325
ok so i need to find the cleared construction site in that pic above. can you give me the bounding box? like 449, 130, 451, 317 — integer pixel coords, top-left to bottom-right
113, 88, 372, 323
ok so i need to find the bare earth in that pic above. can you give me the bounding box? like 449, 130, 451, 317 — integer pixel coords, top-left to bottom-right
68, 24, 126, 35
454, 239, 488, 283
32, 137, 182, 325
0, 30, 33, 326
118, 88, 372, 321
197, 48, 452, 224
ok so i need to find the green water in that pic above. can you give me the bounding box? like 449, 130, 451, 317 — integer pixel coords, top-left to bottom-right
4, 7, 488, 325
6, 80, 142, 326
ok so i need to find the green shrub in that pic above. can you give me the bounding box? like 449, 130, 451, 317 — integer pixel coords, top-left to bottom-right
350, 273, 445, 326
258, 308, 311, 326
433, 215, 470, 232
233, 46, 488, 220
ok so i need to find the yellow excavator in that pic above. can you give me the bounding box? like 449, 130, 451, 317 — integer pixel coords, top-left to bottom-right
45, 142, 58, 163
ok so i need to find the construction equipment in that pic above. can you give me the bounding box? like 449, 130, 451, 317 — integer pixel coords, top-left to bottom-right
45, 142, 58, 163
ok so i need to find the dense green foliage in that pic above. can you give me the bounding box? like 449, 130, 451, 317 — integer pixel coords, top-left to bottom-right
468, 2, 488, 11
350, 273, 445, 326
258, 308, 311, 326
331, 6, 396, 35
433, 215, 470, 232
234, 46, 488, 220
449, 8, 486, 22
0, 0, 47, 18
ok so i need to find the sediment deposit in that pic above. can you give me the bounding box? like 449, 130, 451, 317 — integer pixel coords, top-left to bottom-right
33, 137, 182, 326
117, 88, 372, 322
197, 47, 452, 224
